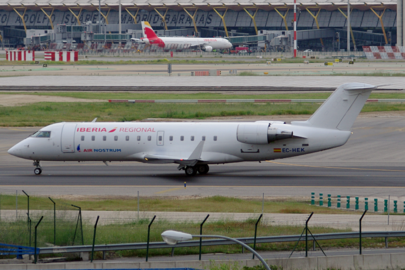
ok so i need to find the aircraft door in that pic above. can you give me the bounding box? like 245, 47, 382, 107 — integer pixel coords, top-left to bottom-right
157, 131, 164, 146
61, 123, 77, 153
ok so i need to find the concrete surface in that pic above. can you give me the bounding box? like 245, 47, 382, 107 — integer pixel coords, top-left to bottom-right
0, 75, 402, 89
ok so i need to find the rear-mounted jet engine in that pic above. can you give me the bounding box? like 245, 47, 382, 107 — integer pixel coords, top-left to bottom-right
236, 123, 293, 144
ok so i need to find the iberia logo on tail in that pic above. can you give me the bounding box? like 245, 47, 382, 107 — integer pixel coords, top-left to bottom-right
141, 21, 165, 48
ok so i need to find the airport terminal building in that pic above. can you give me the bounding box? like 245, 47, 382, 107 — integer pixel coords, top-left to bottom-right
0, 0, 402, 51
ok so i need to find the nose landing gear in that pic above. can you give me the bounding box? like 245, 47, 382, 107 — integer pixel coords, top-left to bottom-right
33, 160, 42, 175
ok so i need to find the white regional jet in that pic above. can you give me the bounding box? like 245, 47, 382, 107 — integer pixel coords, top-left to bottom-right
131, 21, 232, 52
8, 83, 375, 176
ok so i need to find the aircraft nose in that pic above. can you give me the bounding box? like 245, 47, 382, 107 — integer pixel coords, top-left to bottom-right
8, 144, 22, 157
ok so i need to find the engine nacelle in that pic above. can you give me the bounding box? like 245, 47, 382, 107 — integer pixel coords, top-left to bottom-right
237, 123, 293, 144
202, 45, 213, 52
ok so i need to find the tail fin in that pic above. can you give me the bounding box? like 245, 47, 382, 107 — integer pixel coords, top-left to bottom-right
293, 83, 376, 131
141, 21, 158, 39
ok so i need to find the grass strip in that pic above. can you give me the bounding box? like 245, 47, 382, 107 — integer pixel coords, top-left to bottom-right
2, 216, 403, 260
1, 102, 405, 127
2, 92, 405, 100
0, 195, 354, 214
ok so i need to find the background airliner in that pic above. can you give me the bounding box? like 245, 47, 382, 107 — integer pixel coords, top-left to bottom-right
131, 21, 232, 52
8, 83, 375, 176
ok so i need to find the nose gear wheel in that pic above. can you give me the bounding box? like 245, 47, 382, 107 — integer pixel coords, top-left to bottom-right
33, 160, 42, 175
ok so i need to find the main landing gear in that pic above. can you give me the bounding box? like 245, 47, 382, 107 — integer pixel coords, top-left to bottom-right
33, 160, 42, 175
184, 164, 209, 176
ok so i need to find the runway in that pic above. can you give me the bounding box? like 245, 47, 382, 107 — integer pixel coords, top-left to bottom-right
1, 114, 405, 198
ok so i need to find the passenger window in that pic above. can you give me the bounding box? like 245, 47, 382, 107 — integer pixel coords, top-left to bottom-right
159, 136, 162, 141
191, 136, 194, 141
148, 136, 151, 141
180, 136, 184, 141
169, 136, 173, 141
114, 136, 118, 141
103, 136, 106, 141
137, 136, 141, 141
81, 136, 85, 141
91, 136, 95, 141
214, 136, 217, 141
126, 136, 129, 141
202, 136, 206, 141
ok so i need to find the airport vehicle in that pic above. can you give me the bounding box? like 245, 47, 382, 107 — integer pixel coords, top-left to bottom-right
131, 21, 233, 52
8, 83, 375, 176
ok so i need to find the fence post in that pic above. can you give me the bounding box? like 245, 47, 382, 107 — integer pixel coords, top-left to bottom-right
355, 197, 359, 210
71, 204, 84, 245
91, 216, 100, 263
252, 214, 263, 259
48, 197, 56, 245
327, 194, 331, 207
137, 191, 140, 220
22, 190, 29, 224
337, 195, 341, 208
384, 199, 388, 213
319, 193, 323, 206
394, 200, 397, 213
34, 216, 44, 264
305, 212, 314, 257
359, 210, 367, 255
199, 214, 210, 261
311, 192, 315, 205
346, 196, 350, 209
146, 215, 156, 262
16, 190, 18, 221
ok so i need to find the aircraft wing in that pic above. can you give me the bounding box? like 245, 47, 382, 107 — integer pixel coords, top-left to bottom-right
188, 41, 208, 48
143, 141, 205, 166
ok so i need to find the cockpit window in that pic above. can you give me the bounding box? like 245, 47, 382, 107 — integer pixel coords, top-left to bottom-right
31, 131, 51, 138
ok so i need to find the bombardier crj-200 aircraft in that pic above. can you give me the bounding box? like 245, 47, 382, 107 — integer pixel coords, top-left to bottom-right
131, 21, 232, 52
9, 83, 375, 176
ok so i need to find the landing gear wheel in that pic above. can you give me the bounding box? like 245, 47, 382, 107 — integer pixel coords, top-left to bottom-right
185, 166, 197, 176
34, 168, 42, 175
197, 164, 209, 175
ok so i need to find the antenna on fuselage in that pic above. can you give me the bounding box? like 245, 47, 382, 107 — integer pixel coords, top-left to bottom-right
91, 118, 97, 122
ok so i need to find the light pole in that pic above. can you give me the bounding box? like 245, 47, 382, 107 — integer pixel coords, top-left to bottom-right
161, 230, 270, 270
347, 0, 350, 52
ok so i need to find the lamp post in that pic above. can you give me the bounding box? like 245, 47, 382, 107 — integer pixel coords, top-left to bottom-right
347, 0, 350, 52
161, 230, 270, 270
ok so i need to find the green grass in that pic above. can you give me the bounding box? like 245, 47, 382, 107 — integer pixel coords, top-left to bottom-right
1, 217, 353, 259
4, 217, 401, 260
238, 71, 261, 76
2, 101, 405, 126
2, 91, 405, 100
0, 195, 354, 214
